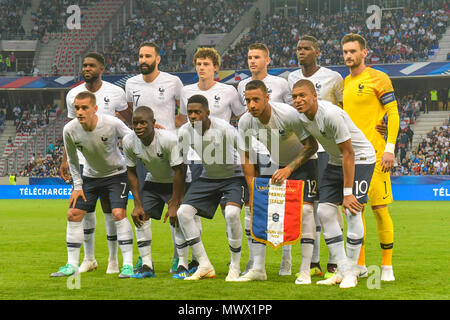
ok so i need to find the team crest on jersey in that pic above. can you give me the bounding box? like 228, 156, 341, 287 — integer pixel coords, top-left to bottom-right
267, 88, 272, 94
101, 136, 108, 142
104, 97, 110, 104
214, 95, 221, 108
315, 82, 322, 89
157, 151, 164, 158
158, 87, 165, 100
357, 83, 365, 95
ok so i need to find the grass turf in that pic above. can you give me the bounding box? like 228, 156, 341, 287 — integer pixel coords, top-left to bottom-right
0, 200, 448, 300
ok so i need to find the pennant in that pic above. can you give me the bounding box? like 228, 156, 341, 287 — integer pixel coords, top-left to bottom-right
250, 177, 304, 249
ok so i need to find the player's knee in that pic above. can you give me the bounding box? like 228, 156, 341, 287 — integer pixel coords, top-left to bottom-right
67, 208, 85, 222
177, 204, 197, 222
302, 203, 315, 238
111, 208, 127, 221
317, 202, 338, 225
224, 205, 241, 223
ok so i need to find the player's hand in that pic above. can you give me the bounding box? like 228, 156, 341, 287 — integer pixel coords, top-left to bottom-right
132, 206, 146, 227
60, 161, 70, 182
375, 121, 387, 136
342, 194, 363, 215
69, 189, 86, 209
271, 167, 292, 184
381, 152, 395, 173
164, 204, 179, 228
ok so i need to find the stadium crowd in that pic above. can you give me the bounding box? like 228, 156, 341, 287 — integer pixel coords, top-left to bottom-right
30, 0, 99, 40
222, 0, 449, 69
20, 138, 64, 177
393, 117, 449, 176
7, 103, 56, 134
102, 0, 256, 74
0, 0, 30, 40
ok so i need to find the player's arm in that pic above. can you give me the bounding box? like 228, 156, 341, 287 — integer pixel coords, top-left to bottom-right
175, 99, 187, 128
381, 97, 400, 172
165, 164, 187, 227
64, 130, 85, 208
126, 165, 146, 227
338, 139, 362, 215
117, 103, 133, 126
241, 150, 257, 201
272, 135, 318, 184
60, 117, 74, 181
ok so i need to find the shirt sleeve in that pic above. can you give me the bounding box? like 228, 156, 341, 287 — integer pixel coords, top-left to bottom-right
375, 72, 399, 147
334, 73, 344, 105
237, 116, 252, 152
166, 133, 184, 167
122, 134, 137, 168
63, 127, 82, 190
229, 86, 246, 117
66, 92, 75, 119
329, 112, 351, 145
237, 82, 246, 106
125, 81, 133, 103
173, 76, 183, 101
114, 88, 128, 112
179, 88, 188, 116
281, 79, 293, 105
115, 118, 133, 138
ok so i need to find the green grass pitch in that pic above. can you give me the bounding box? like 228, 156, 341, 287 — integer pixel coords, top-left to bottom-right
0, 200, 448, 300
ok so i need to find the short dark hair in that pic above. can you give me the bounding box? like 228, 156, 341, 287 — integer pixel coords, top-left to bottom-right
74, 91, 96, 105
245, 79, 268, 94
341, 33, 366, 49
299, 35, 319, 49
84, 52, 105, 66
187, 94, 209, 110
134, 106, 155, 120
139, 42, 161, 56
292, 79, 316, 93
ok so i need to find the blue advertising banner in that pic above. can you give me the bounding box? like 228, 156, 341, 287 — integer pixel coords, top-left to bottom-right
0, 185, 134, 200
29, 178, 66, 185
0, 176, 448, 200
391, 176, 449, 201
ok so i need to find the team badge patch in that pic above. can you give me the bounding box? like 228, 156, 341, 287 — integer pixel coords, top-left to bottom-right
250, 177, 304, 249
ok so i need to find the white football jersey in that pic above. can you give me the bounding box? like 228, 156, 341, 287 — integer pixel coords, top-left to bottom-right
178, 117, 243, 179
125, 72, 183, 131
122, 129, 183, 184
288, 66, 343, 105
63, 115, 133, 190
288, 66, 344, 152
238, 74, 292, 155
237, 74, 292, 107
298, 100, 376, 166
238, 102, 314, 167
180, 82, 245, 122
66, 81, 128, 119
66, 80, 128, 169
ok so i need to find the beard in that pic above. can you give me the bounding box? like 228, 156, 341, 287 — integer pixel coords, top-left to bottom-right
83, 73, 99, 83
140, 61, 156, 75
